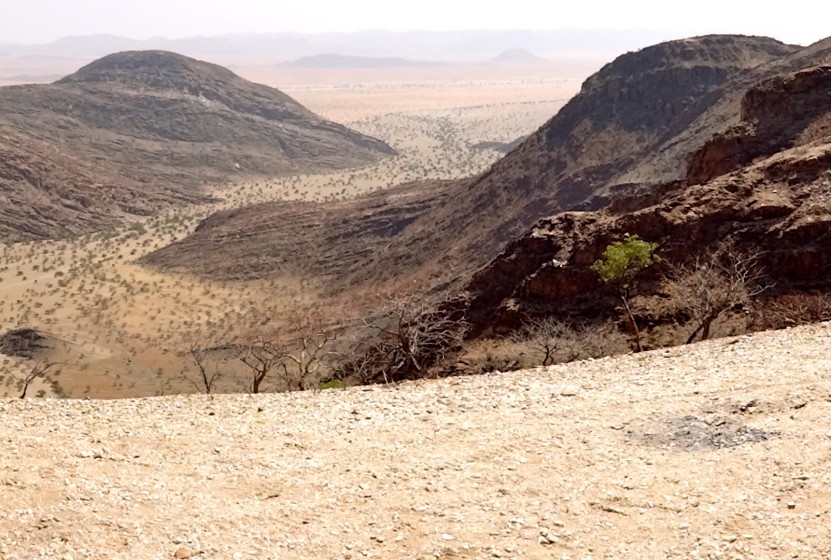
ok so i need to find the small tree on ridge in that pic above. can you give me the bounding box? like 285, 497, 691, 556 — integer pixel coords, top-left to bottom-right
592, 235, 659, 352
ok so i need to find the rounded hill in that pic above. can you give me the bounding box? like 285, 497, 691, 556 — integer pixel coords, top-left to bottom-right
57, 50, 236, 85
0, 50, 395, 241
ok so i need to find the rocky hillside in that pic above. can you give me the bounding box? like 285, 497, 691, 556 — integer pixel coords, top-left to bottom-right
141, 180, 456, 282
464, 62, 831, 335
148, 35, 803, 287
0, 51, 394, 241
2, 323, 830, 558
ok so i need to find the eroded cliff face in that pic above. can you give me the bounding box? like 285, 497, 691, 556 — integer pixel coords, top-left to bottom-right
465, 65, 831, 336
688, 65, 831, 184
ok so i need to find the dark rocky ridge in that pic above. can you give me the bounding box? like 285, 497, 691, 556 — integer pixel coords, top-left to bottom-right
0, 50, 394, 241
392, 36, 799, 270
141, 180, 456, 283
148, 35, 800, 287
463, 63, 831, 335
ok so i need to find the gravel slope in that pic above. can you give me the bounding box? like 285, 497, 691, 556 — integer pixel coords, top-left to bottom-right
2, 324, 830, 559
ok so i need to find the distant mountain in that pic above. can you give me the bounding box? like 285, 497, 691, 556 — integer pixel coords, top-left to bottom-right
49, 34, 147, 56
491, 49, 548, 64
0, 50, 394, 241
439, 28, 674, 58
0, 73, 61, 83
0, 28, 680, 65
285, 53, 444, 69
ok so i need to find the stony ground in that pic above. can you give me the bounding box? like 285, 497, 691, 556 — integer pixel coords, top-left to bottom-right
2, 324, 830, 560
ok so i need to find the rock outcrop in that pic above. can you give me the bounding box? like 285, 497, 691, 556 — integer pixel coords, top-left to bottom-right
464, 64, 831, 335
688, 64, 831, 184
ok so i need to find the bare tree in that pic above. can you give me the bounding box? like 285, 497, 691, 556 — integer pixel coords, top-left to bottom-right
512, 318, 582, 366
279, 319, 338, 391
340, 293, 468, 384
236, 335, 286, 394
179, 332, 225, 395
15, 360, 60, 398
236, 319, 338, 393
664, 243, 771, 344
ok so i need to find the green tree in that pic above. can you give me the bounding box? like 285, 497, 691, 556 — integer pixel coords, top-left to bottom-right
592, 235, 659, 352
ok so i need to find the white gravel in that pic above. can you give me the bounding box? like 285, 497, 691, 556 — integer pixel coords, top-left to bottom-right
2, 323, 831, 559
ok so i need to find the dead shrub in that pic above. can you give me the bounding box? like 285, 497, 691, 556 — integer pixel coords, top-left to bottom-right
462, 320, 630, 373
511, 318, 583, 366
662, 243, 771, 344
336, 293, 468, 385
752, 292, 831, 330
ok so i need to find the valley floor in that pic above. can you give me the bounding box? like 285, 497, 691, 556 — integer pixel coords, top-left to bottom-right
1, 323, 830, 559
0, 69, 580, 398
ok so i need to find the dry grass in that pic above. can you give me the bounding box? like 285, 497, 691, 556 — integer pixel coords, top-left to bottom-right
0, 65, 585, 398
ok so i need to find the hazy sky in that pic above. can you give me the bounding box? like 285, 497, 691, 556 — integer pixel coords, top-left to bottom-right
3, 0, 828, 45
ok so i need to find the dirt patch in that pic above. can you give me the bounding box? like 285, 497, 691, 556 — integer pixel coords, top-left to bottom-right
630, 413, 778, 452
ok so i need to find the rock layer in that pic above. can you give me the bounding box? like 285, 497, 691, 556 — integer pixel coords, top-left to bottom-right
464, 64, 831, 335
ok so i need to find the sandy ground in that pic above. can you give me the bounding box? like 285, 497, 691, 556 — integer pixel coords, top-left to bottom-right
1, 322, 830, 559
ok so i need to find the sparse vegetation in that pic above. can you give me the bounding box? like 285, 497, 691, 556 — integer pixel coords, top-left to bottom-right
1, 55, 829, 401
753, 292, 831, 330
337, 294, 469, 385
663, 243, 770, 344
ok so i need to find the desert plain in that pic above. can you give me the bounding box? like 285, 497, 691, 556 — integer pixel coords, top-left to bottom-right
0, 59, 597, 398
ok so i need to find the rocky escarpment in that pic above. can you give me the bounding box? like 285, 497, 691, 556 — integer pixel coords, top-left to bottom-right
688, 65, 831, 183
464, 64, 831, 336
0, 51, 394, 241
141, 180, 457, 283
149, 35, 797, 286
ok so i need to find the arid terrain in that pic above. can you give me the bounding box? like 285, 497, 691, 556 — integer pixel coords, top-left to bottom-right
2, 323, 830, 558
1, 24, 831, 560
0, 60, 585, 398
